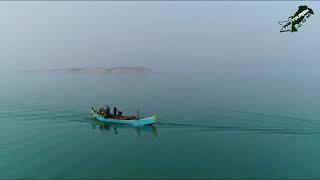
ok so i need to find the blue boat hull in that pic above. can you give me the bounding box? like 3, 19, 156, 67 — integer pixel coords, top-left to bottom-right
91, 108, 157, 126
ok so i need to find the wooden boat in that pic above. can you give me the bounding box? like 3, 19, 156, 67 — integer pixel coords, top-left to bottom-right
91, 121, 158, 136
90, 107, 157, 126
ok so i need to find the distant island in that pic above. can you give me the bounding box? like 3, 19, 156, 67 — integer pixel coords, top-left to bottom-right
25, 66, 154, 75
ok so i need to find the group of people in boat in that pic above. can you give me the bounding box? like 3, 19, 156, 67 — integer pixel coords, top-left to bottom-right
98, 105, 122, 118
97, 105, 137, 120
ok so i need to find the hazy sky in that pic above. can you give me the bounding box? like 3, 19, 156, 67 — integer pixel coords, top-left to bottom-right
0, 1, 319, 73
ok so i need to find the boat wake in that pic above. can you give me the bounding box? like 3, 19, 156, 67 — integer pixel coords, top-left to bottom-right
157, 122, 320, 135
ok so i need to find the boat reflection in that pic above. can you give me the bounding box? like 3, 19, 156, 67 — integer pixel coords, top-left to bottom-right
90, 120, 158, 136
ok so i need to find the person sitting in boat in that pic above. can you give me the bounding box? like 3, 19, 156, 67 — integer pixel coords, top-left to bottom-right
99, 108, 103, 115
118, 111, 122, 116
105, 105, 110, 115
101, 107, 106, 117
113, 106, 117, 116
103, 106, 111, 118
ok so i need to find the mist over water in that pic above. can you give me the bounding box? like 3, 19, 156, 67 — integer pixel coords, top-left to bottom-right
1, 69, 320, 178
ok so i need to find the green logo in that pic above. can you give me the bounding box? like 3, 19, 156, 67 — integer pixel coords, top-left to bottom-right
279, 5, 314, 32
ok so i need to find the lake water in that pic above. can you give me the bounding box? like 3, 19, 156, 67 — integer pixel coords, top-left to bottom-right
1, 70, 320, 179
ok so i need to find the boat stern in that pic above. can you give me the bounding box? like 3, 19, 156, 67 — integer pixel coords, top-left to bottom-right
135, 115, 158, 125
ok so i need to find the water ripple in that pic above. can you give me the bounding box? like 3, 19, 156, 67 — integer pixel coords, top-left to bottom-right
157, 122, 320, 135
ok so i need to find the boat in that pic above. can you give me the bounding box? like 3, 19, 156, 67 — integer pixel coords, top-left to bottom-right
90, 107, 157, 126
91, 121, 158, 136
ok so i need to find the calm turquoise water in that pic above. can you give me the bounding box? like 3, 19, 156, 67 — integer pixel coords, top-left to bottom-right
1, 71, 320, 178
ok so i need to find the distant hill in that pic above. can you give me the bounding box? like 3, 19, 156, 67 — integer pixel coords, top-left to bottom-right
26, 66, 153, 75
